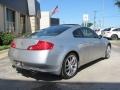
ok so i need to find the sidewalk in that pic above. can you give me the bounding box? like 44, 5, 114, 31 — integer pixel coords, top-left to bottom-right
0, 49, 9, 60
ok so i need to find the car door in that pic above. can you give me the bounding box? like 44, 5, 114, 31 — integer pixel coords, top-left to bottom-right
114, 28, 120, 38
118, 29, 120, 38
80, 27, 105, 63
73, 28, 90, 66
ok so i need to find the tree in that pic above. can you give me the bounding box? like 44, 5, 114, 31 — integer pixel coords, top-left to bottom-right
81, 22, 93, 27
87, 23, 93, 27
115, 0, 120, 8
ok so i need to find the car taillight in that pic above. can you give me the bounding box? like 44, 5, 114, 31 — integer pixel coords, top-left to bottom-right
11, 41, 16, 48
27, 40, 54, 50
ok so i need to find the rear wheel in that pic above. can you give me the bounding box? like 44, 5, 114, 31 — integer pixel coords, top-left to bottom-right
111, 34, 118, 40
61, 53, 78, 79
105, 45, 111, 59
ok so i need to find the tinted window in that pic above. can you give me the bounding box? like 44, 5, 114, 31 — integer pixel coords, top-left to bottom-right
113, 28, 120, 31
103, 28, 111, 31
118, 28, 120, 32
28, 26, 70, 37
73, 28, 83, 38
81, 27, 98, 38
113, 29, 118, 31
95, 29, 100, 32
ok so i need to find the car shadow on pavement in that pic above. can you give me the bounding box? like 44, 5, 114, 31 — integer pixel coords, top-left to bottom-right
0, 79, 120, 90
16, 58, 104, 81
78, 58, 104, 72
17, 70, 62, 81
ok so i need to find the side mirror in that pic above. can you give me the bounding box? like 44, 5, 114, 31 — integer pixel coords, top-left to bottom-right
98, 35, 103, 39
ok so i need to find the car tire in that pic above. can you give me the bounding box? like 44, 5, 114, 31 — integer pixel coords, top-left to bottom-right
105, 45, 111, 59
111, 34, 118, 40
61, 53, 78, 79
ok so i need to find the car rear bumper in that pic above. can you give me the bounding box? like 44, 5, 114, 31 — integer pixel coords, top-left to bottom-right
8, 48, 62, 75
11, 60, 60, 74
101, 32, 111, 38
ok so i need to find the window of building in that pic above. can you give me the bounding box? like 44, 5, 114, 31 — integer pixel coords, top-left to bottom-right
6, 8, 15, 32
20, 15, 26, 34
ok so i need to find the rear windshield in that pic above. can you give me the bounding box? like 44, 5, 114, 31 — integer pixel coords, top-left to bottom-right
103, 28, 111, 31
28, 25, 70, 37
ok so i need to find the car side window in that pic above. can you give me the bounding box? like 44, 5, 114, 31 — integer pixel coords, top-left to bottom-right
119, 29, 120, 31
73, 28, 83, 38
81, 27, 98, 38
118, 28, 120, 31
113, 29, 118, 31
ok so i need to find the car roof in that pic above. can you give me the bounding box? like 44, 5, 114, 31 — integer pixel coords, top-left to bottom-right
61, 24, 81, 27
35, 24, 81, 33
103, 27, 116, 31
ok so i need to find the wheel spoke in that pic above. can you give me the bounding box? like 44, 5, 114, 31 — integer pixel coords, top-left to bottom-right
65, 67, 70, 72
65, 55, 78, 77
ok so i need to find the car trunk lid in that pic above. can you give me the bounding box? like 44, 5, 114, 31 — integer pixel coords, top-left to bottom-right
14, 38, 39, 50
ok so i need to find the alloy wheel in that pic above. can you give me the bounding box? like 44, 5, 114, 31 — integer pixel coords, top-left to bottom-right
105, 46, 111, 59
62, 53, 78, 79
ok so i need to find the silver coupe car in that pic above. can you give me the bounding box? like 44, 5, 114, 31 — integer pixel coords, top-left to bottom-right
8, 24, 111, 79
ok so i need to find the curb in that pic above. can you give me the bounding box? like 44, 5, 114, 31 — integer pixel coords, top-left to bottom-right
0, 49, 9, 60
0, 49, 9, 54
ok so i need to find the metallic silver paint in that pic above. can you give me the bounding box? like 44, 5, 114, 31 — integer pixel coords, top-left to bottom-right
8, 25, 110, 75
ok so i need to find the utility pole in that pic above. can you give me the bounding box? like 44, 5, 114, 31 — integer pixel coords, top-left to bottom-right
102, 0, 105, 28
94, 10, 97, 29
98, 20, 102, 28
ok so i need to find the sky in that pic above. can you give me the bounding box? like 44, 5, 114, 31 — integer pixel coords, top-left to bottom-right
39, 0, 120, 28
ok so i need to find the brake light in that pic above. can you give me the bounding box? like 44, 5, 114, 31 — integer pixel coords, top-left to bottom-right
11, 41, 16, 48
27, 40, 54, 50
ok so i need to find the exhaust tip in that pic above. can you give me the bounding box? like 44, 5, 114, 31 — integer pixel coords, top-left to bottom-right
12, 65, 15, 68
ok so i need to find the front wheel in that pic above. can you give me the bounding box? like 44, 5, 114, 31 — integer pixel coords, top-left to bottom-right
61, 53, 78, 79
105, 45, 111, 59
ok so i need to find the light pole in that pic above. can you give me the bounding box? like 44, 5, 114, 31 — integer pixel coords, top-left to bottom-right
102, 0, 105, 28
94, 10, 97, 29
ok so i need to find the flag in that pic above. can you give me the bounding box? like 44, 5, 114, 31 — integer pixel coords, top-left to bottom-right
51, 5, 59, 16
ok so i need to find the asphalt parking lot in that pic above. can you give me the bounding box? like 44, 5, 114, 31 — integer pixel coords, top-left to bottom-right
0, 44, 120, 90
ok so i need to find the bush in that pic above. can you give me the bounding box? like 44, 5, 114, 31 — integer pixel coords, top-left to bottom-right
0, 32, 15, 45
0, 45, 10, 51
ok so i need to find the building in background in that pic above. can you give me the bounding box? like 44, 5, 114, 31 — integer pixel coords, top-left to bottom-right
40, 11, 59, 29
0, 0, 40, 35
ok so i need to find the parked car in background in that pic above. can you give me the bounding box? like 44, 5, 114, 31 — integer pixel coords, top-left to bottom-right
8, 24, 111, 79
94, 29, 103, 35
101, 27, 120, 40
